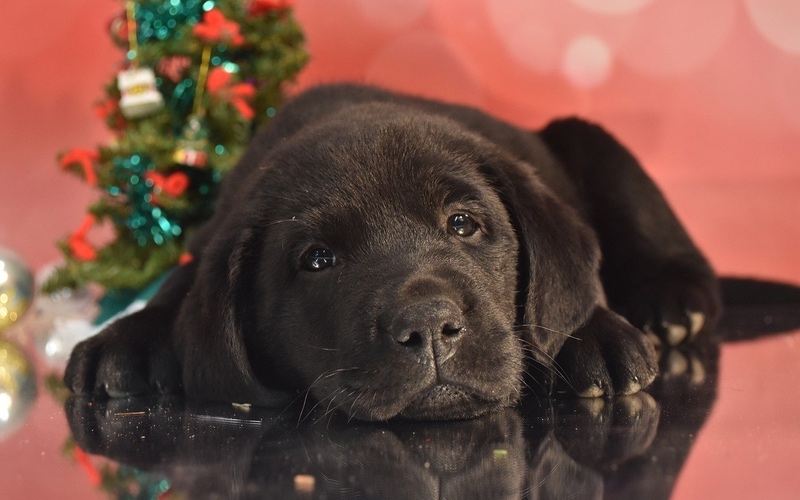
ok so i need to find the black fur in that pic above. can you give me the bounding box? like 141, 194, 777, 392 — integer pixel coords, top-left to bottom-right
64, 84, 720, 421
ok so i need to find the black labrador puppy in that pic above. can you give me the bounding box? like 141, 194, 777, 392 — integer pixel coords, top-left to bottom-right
65, 84, 720, 421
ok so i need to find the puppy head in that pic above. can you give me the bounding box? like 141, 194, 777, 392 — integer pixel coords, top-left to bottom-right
179, 104, 601, 420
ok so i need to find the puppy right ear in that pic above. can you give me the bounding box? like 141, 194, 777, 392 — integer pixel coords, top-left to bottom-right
173, 214, 291, 407
479, 153, 604, 366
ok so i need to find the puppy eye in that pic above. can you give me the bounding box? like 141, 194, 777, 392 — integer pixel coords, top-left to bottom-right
447, 213, 479, 237
303, 247, 336, 271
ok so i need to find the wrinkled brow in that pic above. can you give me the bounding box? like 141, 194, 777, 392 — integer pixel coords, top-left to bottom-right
439, 175, 489, 207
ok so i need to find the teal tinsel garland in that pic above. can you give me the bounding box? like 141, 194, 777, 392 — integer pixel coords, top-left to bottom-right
166, 77, 196, 125
110, 155, 182, 246
135, 0, 209, 43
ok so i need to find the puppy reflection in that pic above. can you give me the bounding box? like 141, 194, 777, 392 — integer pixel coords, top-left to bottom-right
66, 279, 800, 497
65, 336, 718, 500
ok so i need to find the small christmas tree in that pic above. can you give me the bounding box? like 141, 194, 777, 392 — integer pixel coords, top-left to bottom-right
46, 0, 307, 293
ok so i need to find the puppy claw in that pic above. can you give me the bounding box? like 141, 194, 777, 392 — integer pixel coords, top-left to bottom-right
578, 384, 605, 398
576, 397, 607, 417
689, 311, 705, 337
665, 323, 688, 346
665, 350, 689, 377
690, 355, 707, 385
617, 379, 641, 396
619, 368, 657, 396
616, 394, 643, 414
644, 330, 662, 351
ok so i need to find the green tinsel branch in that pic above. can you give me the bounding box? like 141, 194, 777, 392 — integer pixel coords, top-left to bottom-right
44, 239, 183, 293
48, 0, 308, 293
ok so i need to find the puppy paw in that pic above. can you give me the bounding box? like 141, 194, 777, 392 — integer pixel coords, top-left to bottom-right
65, 396, 187, 463
551, 392, 660, 466
618, 273, 720, 347
554, 307, 658, 398
64, 308, 181, 398
655, 338, 719, 392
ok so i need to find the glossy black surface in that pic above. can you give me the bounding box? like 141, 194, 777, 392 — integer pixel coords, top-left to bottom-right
59, 279, 800, 499
65, 340, 713, 499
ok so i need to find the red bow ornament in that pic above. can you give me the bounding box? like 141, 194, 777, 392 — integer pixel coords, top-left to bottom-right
157, 55, 192, 83
60, 148, 99, 187
68, 215, 98, 262
246, 0, 294, 16
206, 67, 256, 120
192, 9, 245, 46
146, 171, 190, 206
94, 97, 127, 133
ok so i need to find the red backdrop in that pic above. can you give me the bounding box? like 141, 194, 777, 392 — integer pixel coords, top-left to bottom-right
0, 1, 798, 498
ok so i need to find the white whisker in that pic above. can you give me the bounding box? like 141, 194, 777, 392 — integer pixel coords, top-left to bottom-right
519, 337, 576, 392
280, 366, 359, 423
514, 322, 580, 340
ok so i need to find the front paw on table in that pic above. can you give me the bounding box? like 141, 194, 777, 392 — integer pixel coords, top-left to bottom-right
64, 312, 182, 398
555, 307, 658, 398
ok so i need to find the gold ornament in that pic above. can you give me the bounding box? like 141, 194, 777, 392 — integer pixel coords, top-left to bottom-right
0, 247, 34, 332
173, 114, 210, 167
0, 338, 37, 441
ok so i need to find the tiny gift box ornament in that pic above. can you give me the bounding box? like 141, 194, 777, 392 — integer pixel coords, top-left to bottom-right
173, 114, 210, 167
117, 67, 165, 119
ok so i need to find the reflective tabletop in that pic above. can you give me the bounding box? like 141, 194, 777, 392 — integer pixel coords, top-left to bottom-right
1, 279, 799, 499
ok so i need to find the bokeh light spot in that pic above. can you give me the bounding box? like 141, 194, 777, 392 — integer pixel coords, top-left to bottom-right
745, 0, 800, 54
562, 35, 613, 88
571, 0, 656, 16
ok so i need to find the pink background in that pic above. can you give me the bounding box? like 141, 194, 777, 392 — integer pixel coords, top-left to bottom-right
1, 1, 799, 498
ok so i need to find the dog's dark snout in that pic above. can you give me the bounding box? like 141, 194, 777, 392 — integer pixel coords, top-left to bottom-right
389, 299, 466, 365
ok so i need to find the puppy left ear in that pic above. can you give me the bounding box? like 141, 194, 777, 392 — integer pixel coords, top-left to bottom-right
480, 153, 603, 365
173, 216, 291, 407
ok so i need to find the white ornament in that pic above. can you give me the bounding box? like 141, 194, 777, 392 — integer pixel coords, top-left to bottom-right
117, 67, 165, 118
26, 286, 100, 368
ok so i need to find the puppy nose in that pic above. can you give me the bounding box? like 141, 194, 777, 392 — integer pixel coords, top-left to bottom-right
389, 299, 466, 366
